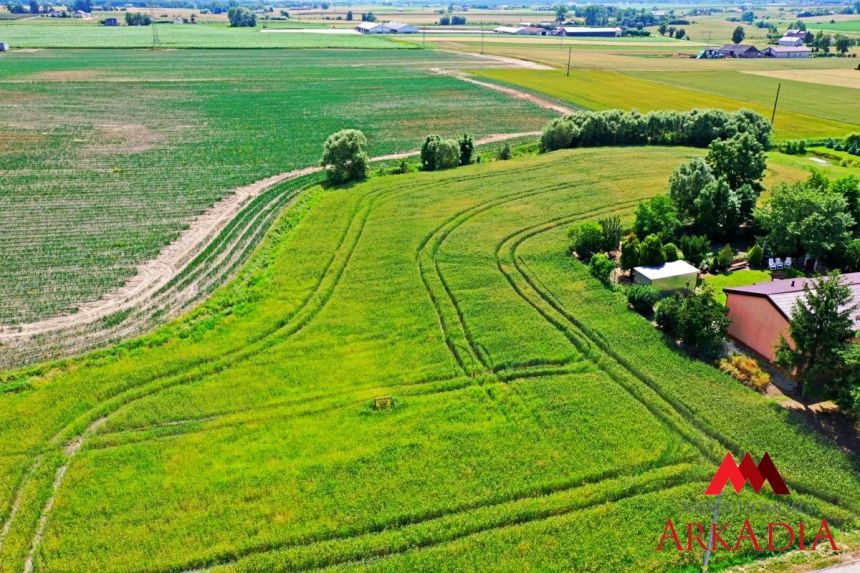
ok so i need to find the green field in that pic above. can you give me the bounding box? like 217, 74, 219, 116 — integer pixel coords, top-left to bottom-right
0, 22, 405, 48
0, 147, 857, 572
0, 49, 553, 324
471, 68, 860, 139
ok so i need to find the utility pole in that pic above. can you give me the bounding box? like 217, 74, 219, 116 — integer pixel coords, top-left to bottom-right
480, 20, 484, 55
566, 46, 572, 76
770, 82, 782, 126
702, 492, 722, 572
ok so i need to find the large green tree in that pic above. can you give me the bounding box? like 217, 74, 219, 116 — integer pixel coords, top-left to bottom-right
776, 272, 857, 397
755, 181, 853, 262
706, 132, 766, 191
633, 195, 679, 242
321, 129, 369, 185
668, 158, 715, 223
731, 25, 745, 43
693, 178, 740, 238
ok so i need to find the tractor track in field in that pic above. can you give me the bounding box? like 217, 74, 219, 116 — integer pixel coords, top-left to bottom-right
0, 132, 540, 370
0, 183, 386, 570
496, 207, 860, 514
170, 462, 701, 573
3, 163, 558, 571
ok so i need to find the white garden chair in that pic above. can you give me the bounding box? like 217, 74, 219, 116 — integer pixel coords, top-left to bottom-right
774, 258, 784, 270
784, 257, 793, 268
768, 258, 776, 270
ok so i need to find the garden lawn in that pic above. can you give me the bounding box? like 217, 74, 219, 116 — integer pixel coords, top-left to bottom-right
703, 269, 772, 305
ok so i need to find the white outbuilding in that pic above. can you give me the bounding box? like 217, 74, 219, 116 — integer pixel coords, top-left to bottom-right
633, 260, 699, 292
0, 42, 8, 52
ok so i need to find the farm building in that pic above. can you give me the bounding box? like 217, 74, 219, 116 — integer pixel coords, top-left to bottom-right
493, 25, 548, 35
724, 273, 860, 361
718, 44, 761, 58
173, 16, 184, 24
385, 22, 418, 33
554, 26, 622, 37
764, 46, 811, 58
355, 21, 417, 34
0, 42, 8, 52
778, 35, 804, 47
356, 22, 385, 33
633, 260, 699, 292
783, 29, 807, 39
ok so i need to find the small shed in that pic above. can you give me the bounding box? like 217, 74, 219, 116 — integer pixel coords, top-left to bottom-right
633, 260, 699, 292
0, 42, 8, 52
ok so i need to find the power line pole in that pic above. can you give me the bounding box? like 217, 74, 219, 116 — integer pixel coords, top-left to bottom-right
702, 492, 722, 572
566, 46, 572, 76
770, 82, 782, 126
149, 0, 160, 50
480, 20, 484, 55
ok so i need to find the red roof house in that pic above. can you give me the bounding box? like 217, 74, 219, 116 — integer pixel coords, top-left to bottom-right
724, 273, 860, 361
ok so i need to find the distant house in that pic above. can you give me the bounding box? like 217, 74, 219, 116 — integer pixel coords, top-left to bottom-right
783, 29, 807, 39
102, 17, 119, 26
73, 9, 91, 18
0, 42, 8, 52
493, 25, 547, 35
554, 26, 622, 37
633, 260, 699, 293
764, 45, 811, 58
777, 35, 804, 47
724, 273, 860, 361
717, 43, 761, 58
173, 16, 184, 24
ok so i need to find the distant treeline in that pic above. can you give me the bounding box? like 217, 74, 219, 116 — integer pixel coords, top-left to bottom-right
540, 109, 771, 152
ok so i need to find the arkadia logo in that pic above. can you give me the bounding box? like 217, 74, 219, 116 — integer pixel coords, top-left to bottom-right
657, 452, 838, 554
705, 452, 790, 495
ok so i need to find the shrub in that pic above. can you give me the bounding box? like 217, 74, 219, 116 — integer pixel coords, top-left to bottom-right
627, 284, 659, 314
598, 215, 623, 251
420, 135, 460, 171
589, 253, 615, 285
719, 354, 771, 392
679, 234, 710, 267
714, 244, 734, 271
227, 5, 256, 26
639, 234, 666, 267
320, 129, 369, 185
498, 143, 512, 161
620, 236, 639, 273
540, 118, 580, 151
747, 244, 763, 267
655, 294, 683, 337
663, 242, 679, 262
458, 133, 474, 166
568, 222, 604, 260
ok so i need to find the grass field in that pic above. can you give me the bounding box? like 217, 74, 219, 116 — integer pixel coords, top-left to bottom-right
0, 49, 554, 324
0, 147, 857, 572
703, 270, 773, 305
471, 68, 860, 139
0, 21, 408, 48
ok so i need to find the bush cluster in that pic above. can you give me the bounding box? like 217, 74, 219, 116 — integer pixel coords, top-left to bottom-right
656, 287, 729, 357
540, 109, 771, 153
719, 354, 771, 392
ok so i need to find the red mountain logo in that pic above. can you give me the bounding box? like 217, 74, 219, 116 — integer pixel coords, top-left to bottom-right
705, 452, 790, 495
